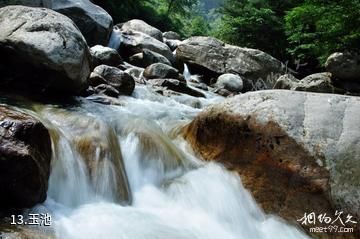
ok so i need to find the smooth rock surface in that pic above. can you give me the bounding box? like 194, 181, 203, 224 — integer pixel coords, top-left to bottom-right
183, 90, 360, 237
120, 19, 163, 42
215, 73, 243, 93
0, 6, 91, 94
90, 45, 123, 68
143, 63, 182, 80
129, 49, 171, 67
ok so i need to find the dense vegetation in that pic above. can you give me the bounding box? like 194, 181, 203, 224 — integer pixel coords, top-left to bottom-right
93, 0, 360, 72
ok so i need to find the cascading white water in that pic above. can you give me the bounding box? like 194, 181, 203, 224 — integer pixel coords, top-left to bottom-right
183, 63, 192, 81
4, 74, 310, 239
108, 26, 122, 50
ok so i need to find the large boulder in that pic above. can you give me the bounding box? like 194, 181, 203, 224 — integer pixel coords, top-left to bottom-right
120, 19, 163, 42
0, 6, 91, 94
325, 52, 360, 92
93, 65, 135, 95
176, 37, 287, 90
0, 106, 51, 209
90, 45, 123, 68
183, 90, 360, 238
163, 31, 181, 40
0, 0, 113, 46
143, 63, 183, 80
118, 30, 175, 65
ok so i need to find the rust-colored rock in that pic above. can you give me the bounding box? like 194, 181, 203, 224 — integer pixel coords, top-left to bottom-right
0, 106, 51, 209
183, 90, 360, 239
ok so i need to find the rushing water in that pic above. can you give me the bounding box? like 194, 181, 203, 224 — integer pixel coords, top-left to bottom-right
108, 26, 122, 50
2, 84, 309, 239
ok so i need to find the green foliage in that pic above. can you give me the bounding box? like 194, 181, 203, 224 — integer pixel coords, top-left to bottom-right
285, 0, 360, 64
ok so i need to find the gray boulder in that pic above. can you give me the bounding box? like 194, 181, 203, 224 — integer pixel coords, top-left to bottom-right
273, 74, 300, 89
129, 49, 171, 67
325, 52, 360, 92
0, 106, 51, 209
143, 63, 183, 80
90, 45, 123, 68
184, 90, 360, 230
0, 6, 91, 94
93, 65, 135, 95
94, 84, 120, 98
164, 39, 181, 51
119, 30, 175, 65
120, 19, 163, 42
0, 0, 113, 46
176, 37, 286, 90
163, 31, 181, 40
215, 73, 243, 93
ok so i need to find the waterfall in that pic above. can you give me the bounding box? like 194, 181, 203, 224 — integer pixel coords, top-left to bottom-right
183, 63, 192, 81
108, 26, 122, 50
0, 87, 310, 239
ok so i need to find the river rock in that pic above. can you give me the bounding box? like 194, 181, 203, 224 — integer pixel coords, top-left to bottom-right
163, 31, 181, 40
274, 73, 346, 94
120, 19, 163, 42
325, 52, 360, 92
0, 106, 51, 209
0, 0, 113, 46
93, 65, 135, 95
0, 6, 91, 94
118, 30, 175, 65
176, 37, 286, 90
215, 73, 243, 93
144, 63, 183, 80
150, 79, 205, 98
183, 90, 360, 238
94, 84, 120, 98
90, 45, 123, 68
129, 49, 172, 67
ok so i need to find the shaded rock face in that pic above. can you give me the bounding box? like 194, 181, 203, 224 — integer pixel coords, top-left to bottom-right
274, 73, 346, 94
183, 90, 360, 238
0, 6, 91, 94
129, 49, 171, 68
118, 30, 175, 65
215, 73, 243, 93
50, 0, 113, 46
0, 106, 51, 209
150, 79, 205, 98
176, 37, 286, 90
120, 19, 163, 42
90, 45, 123, 68
325, 52, 360, 92
0, 0, 113, 46
93, 65, 135, 95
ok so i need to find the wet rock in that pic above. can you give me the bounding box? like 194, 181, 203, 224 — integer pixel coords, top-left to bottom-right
90, 45, 123, 68
150, 79, 205, 98
88, 72, 107, 87
0, 106, 51, 209
94, 84, 120, 98
119, 30, 175, 65
93, 65, 135, 95
143, 63, 183, 80
120, 19, 163, 42
129, 49, 171, 67
176, 37, 286, 90
325, 52, 360, 92
164, 39, 181, 51
183, 90, 360, 238
215, 73, 243, 93
0, 6, 91, 94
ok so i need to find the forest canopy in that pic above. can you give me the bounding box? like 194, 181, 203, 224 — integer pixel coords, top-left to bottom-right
92, 0, 360, 72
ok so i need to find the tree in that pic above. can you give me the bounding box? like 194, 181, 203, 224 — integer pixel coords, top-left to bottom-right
285, 0, 360, 64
